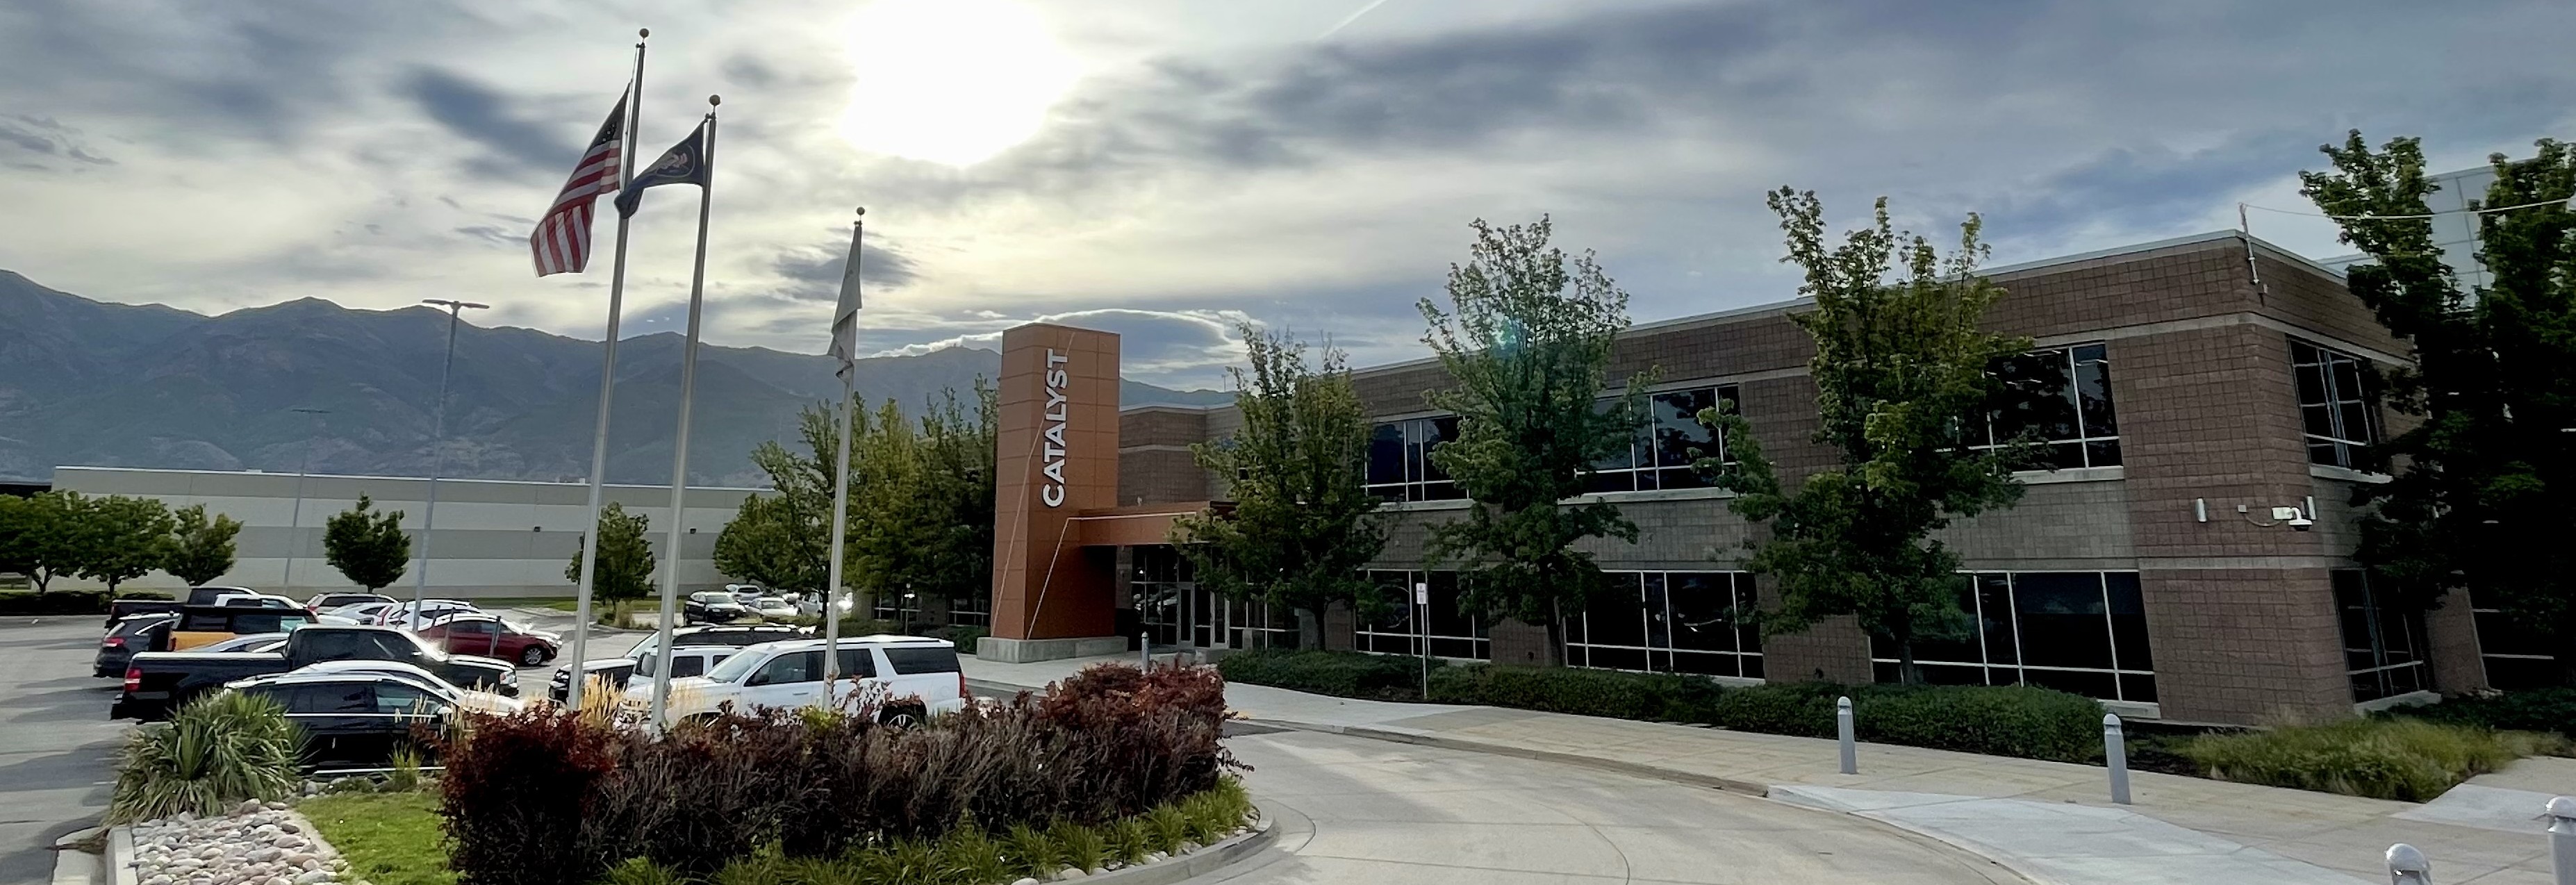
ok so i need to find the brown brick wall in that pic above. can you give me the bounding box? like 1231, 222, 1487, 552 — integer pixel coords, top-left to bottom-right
1117, 449, 1204, 505
1489, 618, 1557, 667
2138, 569, 2350, 723
2425, 589, 2488, 694
1120, 407, 1210, 448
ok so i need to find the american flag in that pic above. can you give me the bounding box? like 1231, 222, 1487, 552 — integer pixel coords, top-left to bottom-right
529, 94, 626, 276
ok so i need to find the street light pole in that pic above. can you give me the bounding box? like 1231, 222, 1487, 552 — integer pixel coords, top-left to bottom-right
411, 299, 489, 625
281, 407, 331, 591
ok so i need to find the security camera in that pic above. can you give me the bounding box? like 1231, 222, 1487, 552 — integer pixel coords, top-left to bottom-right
2288, 514, 2314, 531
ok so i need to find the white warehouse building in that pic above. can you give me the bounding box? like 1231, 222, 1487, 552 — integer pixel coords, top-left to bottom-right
48, 466, 767, 599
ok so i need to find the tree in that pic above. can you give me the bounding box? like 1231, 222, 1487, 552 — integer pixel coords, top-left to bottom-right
76, 495, 177, 594
2300, 133, 2576, 686
1417, 216, 1648, 661
1706, 189, 2032, 684
713, 492, 825, 593
164, 504, 244, 587
1174, 325, 1387, 649
323, 494, 410, 590
739, 383, 998, 614
896, 384, 998, 607
567, 502, 656, 602
1, 491, 94, 593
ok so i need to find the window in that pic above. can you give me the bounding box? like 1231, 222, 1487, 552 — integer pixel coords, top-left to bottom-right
1360, 570, 1490, 659
1969, 343, 2121, 469
2472, 604, 2562, 690
2336, 570, 2426, 702
1132, 545, 1195, 648
2292, 339, 2379, 469
374, 682, 435, 716
1870, 572, 2156, 704
1564, 572, 1764, 678
1588, 387, 1742, 493
276, 683, 373, 715
1226, 599, 1298, 650
884, 646, 961, 675
948, 593, 991, 628
1365, 417, 1464, 502
666, 654, 704, 679
754, 650, 823, 685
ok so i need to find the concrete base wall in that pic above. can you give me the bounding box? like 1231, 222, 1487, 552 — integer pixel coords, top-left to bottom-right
978, 634, 1130, 663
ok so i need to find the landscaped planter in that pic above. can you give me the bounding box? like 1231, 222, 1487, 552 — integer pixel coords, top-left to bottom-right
119, 799, 349, 885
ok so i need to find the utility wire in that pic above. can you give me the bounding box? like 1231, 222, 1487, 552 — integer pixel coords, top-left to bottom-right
2241, 195, 2574, 222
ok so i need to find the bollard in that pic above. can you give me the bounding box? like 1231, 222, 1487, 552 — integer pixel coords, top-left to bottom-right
1836, 696, 1857, 775
2547, 796, 2574, 885
2104, 713, 2132, 805
2386, 843, 2431, 885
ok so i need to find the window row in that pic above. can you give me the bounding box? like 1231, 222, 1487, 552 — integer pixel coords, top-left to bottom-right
1364, 417, 1464, 502
2473, 605, 2564, 691
2335, 569, 2427, 701
1360, 570, 1492, 659
1868, 571, 2157, 704
1563, 571, 1765, 679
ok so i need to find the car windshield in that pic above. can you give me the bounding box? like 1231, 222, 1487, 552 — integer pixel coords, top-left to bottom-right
702, 648, 770, 684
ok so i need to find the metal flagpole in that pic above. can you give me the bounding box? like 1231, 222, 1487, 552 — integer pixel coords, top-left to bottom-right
821, 208, 862, 686
648, 96, 719, 726
565, 30, 646, 713
411, 299, 488, 628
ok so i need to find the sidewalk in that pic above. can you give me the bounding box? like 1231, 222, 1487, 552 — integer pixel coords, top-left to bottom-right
961, 652, 2575, 885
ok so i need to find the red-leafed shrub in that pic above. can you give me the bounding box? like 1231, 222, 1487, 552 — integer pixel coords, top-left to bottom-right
437, 664, 1242, 882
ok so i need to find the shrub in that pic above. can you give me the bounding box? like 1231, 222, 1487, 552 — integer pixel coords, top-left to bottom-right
0, 589, 128, 615
1706, 681, 1842, 736
1428, 664, 1725, 722
1218, 647, 1438, 700
1855, 685, 2102, 762
108, 691, 302, 822
438, 708, 627, 885
2179, 718, 2570, 800
2383, 688, 2576, 741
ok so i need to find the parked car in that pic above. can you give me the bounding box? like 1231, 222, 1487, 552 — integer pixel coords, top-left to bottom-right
724, 584, 764, 605
547, 624, 810, 702
415, 613, 560, 666
222, 672, 454, 770
113, 625, 518, 721
167, 605, 315, 652
373, 599, 481, 630
213, 593, 302, 609
626, 635, 967, 727
95, 613, 178, 677
327, 601, 397, 622
102, 597, 184, 629
681, 591, 754, 625
183, 586, 261, 605
750, 596, 798, 620
291, 660, 524, 715
304, 592, 394, 614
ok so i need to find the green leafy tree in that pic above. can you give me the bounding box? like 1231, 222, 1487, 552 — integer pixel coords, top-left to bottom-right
1174, 325, 1387, 649
1706, 190, 2032, 684
1417, 216, 1648, 661
322, 494, 410, 590
748, 383, 998, 615
567, 502, 657, 602
898, 384, 998, 607
713, 492, 825, 593
77, 495, 176, 594
163, 504, 243, 587
2300, 133, 2576, 686
1, 491, 94, 593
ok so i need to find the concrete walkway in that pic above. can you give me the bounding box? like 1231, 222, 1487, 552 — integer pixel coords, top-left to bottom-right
962, 653, 2575, 885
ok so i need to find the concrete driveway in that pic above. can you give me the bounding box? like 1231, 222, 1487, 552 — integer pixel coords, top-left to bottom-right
1224, 725, 2022, 885
0, 617, 131, 885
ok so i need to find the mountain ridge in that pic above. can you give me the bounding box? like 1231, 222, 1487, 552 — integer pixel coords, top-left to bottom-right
0, 270, 1230, 485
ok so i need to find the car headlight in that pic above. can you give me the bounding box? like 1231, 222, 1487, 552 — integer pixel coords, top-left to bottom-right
500, 669, 520, 684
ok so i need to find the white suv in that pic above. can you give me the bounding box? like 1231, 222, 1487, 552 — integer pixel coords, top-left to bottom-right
627, 635, 968, 727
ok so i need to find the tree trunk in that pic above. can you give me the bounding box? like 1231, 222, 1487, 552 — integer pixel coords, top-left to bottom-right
1295, 607, 1322, 650
1897, 634, 1923, 686
31, 567, 51, 593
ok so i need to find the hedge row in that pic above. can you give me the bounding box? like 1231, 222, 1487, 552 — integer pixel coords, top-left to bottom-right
0, 588, 173, 615
2378, 687, 2576, 739
1221, 648, 2105, 763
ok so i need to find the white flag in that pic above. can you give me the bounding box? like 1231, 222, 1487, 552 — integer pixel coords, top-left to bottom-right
829, 220, 864, 377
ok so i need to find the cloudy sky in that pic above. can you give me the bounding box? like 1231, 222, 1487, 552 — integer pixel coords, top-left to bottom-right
3, 0, 2570, 388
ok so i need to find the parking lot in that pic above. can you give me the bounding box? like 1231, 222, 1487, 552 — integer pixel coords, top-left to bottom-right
0, 611, 590, 885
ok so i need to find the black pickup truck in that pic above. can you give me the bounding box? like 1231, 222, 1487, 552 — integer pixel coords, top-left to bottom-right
112, 625, 518, 720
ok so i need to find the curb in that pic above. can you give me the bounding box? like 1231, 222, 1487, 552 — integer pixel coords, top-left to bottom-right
1244, 718, 1777, 797
105, 825, 136, 885
48, 827, 105, 885
1062, 803, 1287, 885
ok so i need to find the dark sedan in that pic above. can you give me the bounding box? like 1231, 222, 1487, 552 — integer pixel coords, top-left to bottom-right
95, 613, 176, 677
224, 672, 452, 770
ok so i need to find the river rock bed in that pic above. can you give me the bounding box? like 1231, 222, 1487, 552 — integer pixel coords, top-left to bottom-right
130, 800, 353, 885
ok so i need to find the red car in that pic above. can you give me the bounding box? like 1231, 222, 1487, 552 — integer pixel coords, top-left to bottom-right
415, 614, 561, 666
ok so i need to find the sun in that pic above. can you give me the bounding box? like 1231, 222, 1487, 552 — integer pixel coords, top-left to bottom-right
837, 0, 1082, 167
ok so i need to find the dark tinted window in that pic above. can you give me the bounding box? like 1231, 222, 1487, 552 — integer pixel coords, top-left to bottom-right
882, 647, 959, 675
670, 654, 706, 679
283, 682, 373, 714
179, 611, 231, 631
231, 613, 300, 634
755, 650, 823, 684
295, 631, 372, 659
374, 682, 434, 715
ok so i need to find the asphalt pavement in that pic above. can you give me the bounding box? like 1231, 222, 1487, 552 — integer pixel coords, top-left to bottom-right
0, 617, 131, 885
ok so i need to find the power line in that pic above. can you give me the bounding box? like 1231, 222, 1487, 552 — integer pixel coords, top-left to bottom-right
2240, 195, 2574, 222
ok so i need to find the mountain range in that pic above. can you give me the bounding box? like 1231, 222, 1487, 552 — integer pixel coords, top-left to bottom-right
0, 271, 1229, 486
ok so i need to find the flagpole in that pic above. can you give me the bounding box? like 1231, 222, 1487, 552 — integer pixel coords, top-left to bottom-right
565, 29, 646, 713
822, 208, 862, 686
649, 96, 719, 727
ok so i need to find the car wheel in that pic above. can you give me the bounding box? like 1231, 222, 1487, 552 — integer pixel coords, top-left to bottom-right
877, 704, 925, 729
519, 646, 549, 666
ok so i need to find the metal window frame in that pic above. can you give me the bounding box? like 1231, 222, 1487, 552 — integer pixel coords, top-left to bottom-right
1560, 570, 1766, 675
1865, 570, 2155, 702
1966, 343, 2122, 468
2290, 338, 2379, 467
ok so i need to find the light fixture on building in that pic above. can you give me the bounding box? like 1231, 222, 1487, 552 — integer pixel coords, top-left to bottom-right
2238, 502, 2313, 531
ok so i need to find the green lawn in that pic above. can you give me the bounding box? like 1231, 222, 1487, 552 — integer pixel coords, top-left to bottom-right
299, 791, 454, 885
473, 596, 579, 612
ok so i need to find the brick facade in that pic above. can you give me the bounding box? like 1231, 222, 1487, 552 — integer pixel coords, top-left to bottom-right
1110, 231, 2464, 725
